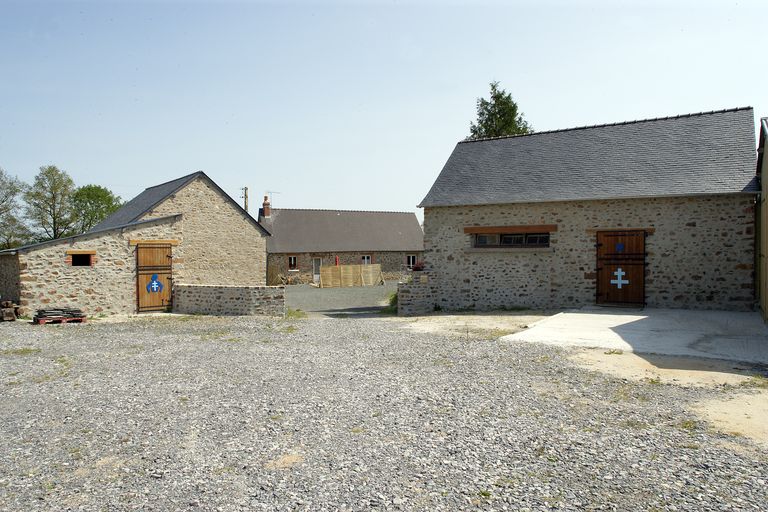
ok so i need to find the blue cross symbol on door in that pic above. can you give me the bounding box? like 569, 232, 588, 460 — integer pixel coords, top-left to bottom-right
610, 267, 629, 289
147, 274, 164, 293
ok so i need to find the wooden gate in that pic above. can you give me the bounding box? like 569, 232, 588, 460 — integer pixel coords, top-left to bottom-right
596, 231, 646, 306
136, 244, 173, 312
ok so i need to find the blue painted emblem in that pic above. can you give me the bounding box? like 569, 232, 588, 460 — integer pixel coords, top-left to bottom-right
147, 274, 164, 293
615, 242, 625, 253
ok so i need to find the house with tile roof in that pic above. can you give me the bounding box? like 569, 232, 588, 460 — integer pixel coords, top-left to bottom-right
402, 107, 758, 313
258, 198, 423, 284
0, 171, 271, 315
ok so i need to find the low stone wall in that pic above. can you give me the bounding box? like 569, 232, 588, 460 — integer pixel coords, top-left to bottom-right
397, 271, 436, 316
0, 253, 20, 303
173, 284, 285, 317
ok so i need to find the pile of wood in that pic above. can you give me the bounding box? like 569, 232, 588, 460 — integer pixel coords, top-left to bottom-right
33, 308, 87, 325
1, 301, 18, 322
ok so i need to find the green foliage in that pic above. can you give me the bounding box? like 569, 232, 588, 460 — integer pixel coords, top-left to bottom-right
468, 81, 532, 140
0, 168, 31, 249
0, 167, 23, 218
71, 185, 122, 234
285, 308, 308, 319
380, 292, 398, 315
0, 213, 32, 250
23, 165, 77, 240
740, 375, 768, 389
0, 347, 41, 356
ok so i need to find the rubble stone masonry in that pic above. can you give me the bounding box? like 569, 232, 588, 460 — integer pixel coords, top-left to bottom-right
411, 194, 755, 313
173, 284, 285, 316
14, 217, 182, 316
142, 177, 267, 286
0, 253, 20, 303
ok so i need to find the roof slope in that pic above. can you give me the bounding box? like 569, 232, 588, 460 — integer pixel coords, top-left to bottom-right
259, 209, 423, 253
90, 172, 201, 231
91, 171, 269, 236
420, 108, 758, 208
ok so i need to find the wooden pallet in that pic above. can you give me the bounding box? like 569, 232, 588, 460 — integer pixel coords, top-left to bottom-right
33, 316, 87, 325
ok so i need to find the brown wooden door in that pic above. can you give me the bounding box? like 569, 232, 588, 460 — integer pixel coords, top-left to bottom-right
136, 244, 173, 312
596, 231, 646, 306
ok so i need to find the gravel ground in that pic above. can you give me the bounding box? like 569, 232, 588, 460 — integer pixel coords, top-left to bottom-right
285, 284, 398, 316
0, 315, 766, 511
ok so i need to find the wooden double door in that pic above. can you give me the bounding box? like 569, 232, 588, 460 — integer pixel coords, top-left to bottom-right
596, 230, 646, 306
136, 244, 173, 312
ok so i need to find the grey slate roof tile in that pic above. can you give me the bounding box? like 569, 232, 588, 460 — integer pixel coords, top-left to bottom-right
90, 172, 201, 232
90, 171, 269, 236
419, 108, 758, 207
259, 209, 423, 254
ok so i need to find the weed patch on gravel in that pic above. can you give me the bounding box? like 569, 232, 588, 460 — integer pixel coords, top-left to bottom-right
0, 348, 41, 357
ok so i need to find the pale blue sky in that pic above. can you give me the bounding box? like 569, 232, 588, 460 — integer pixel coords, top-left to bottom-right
1, 0, 766, 221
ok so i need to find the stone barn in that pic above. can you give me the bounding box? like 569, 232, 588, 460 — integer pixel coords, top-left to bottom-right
0, 171, 273, 316
399, 108, 758, 314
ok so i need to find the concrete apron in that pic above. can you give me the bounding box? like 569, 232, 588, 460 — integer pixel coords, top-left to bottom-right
502, 307, 768, 365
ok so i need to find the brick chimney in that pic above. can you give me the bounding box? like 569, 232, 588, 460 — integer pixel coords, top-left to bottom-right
262, 195, 271, 218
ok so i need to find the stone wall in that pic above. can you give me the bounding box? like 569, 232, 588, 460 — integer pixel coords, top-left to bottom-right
15, 217, 182, 316
267, 251, 423, 285
143, 177, 268, 286
422, 194, 755, 311
0, 254, 20, 303
397, 271, 437, 316
173, 284, 285, 316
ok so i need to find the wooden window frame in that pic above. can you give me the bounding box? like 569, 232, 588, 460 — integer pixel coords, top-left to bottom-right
406, 254, 417, 269
465, 225, 556, 249
361, 254, 372, 265
287, 255, 299, 271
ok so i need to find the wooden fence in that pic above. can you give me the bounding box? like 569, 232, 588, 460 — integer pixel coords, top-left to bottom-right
319, 264, 384, 288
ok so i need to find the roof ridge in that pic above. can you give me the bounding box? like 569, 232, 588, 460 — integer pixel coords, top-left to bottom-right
459, 106, 753, 144
271, 208, 416, 214
141, 171, 204, 191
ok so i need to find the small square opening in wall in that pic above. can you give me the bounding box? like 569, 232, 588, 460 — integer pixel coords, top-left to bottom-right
71, 253, 93, 266
361, 255, 372, 265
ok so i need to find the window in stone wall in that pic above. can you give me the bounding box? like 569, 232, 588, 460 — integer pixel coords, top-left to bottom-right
361, 255, 372, 265
68, 251, 95, 266
473, 232, 550, 248
406, 254, 417, 268
288, 255, 298, 271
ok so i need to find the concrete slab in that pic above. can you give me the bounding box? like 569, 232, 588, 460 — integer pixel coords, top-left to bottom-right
501, 308, 768, 364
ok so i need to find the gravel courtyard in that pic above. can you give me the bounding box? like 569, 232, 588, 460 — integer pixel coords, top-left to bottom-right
1, 315, 766, 511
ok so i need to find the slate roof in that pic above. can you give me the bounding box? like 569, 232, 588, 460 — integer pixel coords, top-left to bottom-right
419, 107, 758, 208
90, 173, 200, 232
258, 209, 424, 254
91, 171, 270, 236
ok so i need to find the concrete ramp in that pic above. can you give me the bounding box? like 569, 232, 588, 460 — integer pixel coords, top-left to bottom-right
502, 308, 768, 364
